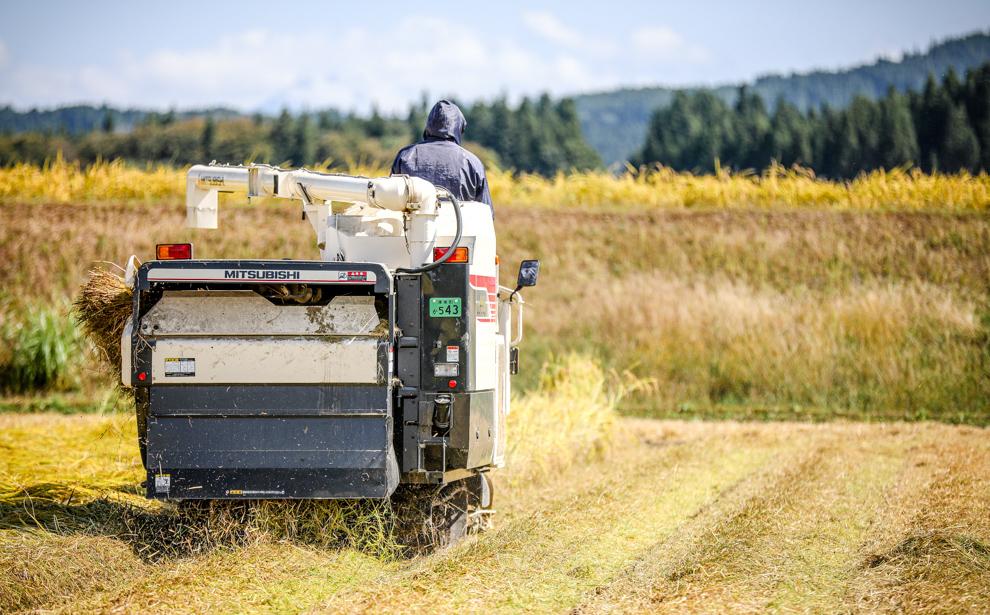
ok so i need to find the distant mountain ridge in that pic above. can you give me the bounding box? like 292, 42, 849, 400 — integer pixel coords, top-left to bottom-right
574, 31, 990, 165
2, 31, 989, 168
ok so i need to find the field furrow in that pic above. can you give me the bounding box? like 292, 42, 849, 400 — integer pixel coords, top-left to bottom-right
313, 423, 787, 613
572, 426, 897, 613
643, 432, 901, 612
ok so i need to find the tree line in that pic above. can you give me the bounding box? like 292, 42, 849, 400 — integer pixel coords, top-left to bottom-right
3, 63, 987, 178
0, 95, 600, 174
634, 64, 990, 177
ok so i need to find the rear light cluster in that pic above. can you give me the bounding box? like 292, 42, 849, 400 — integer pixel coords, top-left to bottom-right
433, 246, 469, 263
434, 363, 458, 377
156, 243, 193, 260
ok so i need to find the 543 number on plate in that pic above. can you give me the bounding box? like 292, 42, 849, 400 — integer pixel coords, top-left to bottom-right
429, 297, 462, 317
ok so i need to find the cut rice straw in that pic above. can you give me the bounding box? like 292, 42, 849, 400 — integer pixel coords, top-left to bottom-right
72, 264, 133, 371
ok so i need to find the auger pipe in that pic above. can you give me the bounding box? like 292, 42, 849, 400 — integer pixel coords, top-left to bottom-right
185, 163, 439, 229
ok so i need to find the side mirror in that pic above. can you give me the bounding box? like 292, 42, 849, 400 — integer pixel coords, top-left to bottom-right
515, 259, 540, 290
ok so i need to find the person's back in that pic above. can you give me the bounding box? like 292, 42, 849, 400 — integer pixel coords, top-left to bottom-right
391, 100, 493, 213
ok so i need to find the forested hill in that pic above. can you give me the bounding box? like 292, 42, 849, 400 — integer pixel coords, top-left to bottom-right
575, 31, 990, 165
0, 105, 241, 135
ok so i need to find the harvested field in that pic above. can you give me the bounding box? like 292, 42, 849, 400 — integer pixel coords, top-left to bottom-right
1, 413, 987, 613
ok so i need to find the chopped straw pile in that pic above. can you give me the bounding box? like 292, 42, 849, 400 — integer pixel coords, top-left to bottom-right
72, 266, 133, 370
121, 499, 401, 561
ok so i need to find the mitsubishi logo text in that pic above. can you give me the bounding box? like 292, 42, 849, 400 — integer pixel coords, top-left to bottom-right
223, 270, 301, 280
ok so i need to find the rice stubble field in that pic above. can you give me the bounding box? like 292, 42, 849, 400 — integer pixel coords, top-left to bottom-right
2, 411, 988, 613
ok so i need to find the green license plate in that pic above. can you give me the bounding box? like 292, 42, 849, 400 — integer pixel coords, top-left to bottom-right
429, 297, 462, 318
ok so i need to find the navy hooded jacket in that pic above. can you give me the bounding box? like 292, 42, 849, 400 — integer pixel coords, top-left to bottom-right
391, 100, 493, 212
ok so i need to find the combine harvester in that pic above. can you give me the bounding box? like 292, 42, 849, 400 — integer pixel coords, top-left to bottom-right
120, 163, 539, 546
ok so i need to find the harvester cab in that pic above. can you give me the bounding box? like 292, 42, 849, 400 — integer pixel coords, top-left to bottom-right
121, 163, 537, 545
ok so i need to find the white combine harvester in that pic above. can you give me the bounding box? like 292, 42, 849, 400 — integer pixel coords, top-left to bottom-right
121, 163, 539, 545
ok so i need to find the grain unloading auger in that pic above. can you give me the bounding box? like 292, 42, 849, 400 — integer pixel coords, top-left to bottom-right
121, 163, 539, 545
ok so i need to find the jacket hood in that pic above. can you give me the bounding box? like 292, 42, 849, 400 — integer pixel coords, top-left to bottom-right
423, 100, 466, 144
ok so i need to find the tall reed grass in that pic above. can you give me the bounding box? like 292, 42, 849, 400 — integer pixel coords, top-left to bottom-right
491, 164, 990, 212
1, 158, 987, 211
0, 156, 181, 204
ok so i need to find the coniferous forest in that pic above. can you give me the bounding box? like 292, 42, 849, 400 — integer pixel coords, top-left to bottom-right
575, 31, 990, 165
634, 65, 990, 177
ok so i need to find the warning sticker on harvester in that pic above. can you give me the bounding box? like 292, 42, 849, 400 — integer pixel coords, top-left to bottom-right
155, 474, 171, 493
164, 357, 196, 377
446, 345, 460, 362
429, 297, 462, 317
226, 489, 285, 496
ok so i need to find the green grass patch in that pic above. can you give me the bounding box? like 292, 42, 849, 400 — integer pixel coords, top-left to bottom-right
0, 305, 81, 394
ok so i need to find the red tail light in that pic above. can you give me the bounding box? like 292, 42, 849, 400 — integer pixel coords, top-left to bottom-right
433, 246, 469, 263
156, 243, 193, 260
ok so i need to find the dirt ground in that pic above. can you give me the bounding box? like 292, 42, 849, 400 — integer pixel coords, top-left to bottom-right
2, 414, 988, 614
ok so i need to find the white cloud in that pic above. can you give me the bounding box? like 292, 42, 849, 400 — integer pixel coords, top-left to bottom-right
521, 10, 617, 58
0, 16, 715, 111
632, 25, 709, 63
522, 10, 582, 47
632, 26, 682, 55
0, 19, 616, 112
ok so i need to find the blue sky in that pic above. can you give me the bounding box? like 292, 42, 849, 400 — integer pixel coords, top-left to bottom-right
1, 1, 988, 112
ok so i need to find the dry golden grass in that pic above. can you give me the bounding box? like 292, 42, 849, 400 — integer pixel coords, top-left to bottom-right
2, 412, 988, 613
570, 422, 990, 614
504, 354, 650, 483
847, 427, 990, 613
538, 275, 987, 418
0, 162, 987, 414
1, 191, 987, 420
2, 158, 988, 211
497, 208, 990, 422
0, 531, 151, 613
